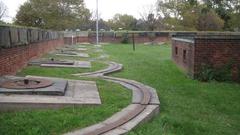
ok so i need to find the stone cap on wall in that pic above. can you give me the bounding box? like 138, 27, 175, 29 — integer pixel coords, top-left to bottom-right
0, 25, 64, 48
172, 32, 240, 44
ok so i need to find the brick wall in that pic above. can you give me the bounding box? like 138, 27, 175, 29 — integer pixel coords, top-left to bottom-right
194, 38, 240, 80
0, 39, 64, 75
64, 37, 77, 45
64, 31, 170, 44
172, 38, 195, 76
172, 33, 240, 81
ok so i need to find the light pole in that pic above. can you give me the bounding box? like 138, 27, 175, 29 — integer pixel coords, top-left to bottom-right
96, 0, 99, 45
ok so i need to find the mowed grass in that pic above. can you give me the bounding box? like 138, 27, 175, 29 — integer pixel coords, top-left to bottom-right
103, 44, 240, 135
17, 61, 106, 79
0, 80, 131, 135
0, 44, 131, 135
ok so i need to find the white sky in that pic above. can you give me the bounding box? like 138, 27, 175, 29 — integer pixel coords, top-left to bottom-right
2, 0, 158, 22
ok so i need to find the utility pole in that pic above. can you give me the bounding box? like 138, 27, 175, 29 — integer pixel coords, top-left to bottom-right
132, 33, 135, 51
96, 0, 99, 45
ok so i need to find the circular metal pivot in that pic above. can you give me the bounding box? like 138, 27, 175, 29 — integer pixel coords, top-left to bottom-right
0, 78, 54, 89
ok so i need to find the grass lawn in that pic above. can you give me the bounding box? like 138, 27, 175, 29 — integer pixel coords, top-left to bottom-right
0, 43, 239, 135
0, 44, 131, 135
103, 44, 240, 135
17, 61, 106, 79
0, 79, 131, 135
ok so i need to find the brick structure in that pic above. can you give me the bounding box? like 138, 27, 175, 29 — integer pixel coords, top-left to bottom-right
0, 25, 64, 75
172, 33, 240, 81
64, 31, 170, 44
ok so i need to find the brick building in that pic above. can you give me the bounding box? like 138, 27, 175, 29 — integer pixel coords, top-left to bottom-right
171, 33, 240, 81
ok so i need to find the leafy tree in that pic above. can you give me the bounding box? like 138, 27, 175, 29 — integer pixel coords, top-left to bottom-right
197, 9, 224, 31
156, 0, 225, 31
228, 13, 240, 31
107, 14, 137, 30
15, 0, 91, 30
202, 0, 240, 30
81, 19, 110, 31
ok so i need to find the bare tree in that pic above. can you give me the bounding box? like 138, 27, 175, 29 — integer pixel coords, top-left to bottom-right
138, 4, 164, 31
0, 1, 7, 20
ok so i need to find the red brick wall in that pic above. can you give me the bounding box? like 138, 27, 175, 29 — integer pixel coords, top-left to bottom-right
172, 39, 195, 76
0, 39, 64, 75
194, 39, 240, 80
64, 37, 77, 45
172, 37, 240, 81
77, 37, 89, 43
76, 36, 169, 44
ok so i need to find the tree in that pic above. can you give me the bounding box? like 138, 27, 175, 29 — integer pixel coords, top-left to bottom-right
137, 4, 165, 31
81, 19, 110, 31
197, 9, 224, 31
15, 0, 91, 30
202, 0, 240, 30
157, 0, 197, 30
228, 13, 240, 31
156, 0, 225, 31
107, 14, 137, 30
0, 1, 7, 21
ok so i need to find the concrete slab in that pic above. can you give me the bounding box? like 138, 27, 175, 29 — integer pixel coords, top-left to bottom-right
102, 104, 141, 124
119, 105, 159, 131
29, 59, 91, 68
64, 123, 107, 135
104, 105, 159, 134
29, 59, 74, 66
0, 76, 101, 111
41, 61, 91, 68
103, 128, 127, 135
77, 48, 87, 51
56, 53, 89, 58
0, 76, 67, 96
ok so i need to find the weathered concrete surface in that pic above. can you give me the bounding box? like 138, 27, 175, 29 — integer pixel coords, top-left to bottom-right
77, 48, 87, 51
29, 58, 91, 68
56, 52, 89, 58
41, 61, 91, 68
0, 76, 67, 96
0, 76, 101, 111
65, 61, 160, 135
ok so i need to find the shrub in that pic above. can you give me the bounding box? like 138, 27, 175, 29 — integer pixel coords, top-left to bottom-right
196, 64, 215, 82
121, 33, 129, 44
196, 62, 234, 82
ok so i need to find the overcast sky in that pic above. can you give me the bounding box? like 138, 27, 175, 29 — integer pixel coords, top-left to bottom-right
2, 0, 158, 22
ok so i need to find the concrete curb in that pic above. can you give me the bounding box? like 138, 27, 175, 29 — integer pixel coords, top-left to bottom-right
66, 62, 160, 135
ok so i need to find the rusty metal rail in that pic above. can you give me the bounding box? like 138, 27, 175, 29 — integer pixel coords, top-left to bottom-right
71, 62, 154, 135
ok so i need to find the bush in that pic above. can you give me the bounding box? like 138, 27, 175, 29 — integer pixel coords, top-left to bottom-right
121, 33, 129, 44
196, 62, 234, 82
196, 64, 215, 82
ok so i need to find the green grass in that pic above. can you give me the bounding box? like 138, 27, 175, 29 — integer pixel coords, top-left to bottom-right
0, 44, 131, 135
0, 80, 131, 135
17, 61, 106, 78
1, 43, 239, 135
103, 44, 240, 135
18, 44, 108, 78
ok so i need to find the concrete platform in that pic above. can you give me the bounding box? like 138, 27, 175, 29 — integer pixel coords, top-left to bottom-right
57, 48, 87, 52
29, 59, 91, 68
56, 52, 89, 58
77, 48, 87, 51
0, 76, 67, 96
0, 76, 101, 111
41, 61, 91, 68
66, 61, 160, 135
